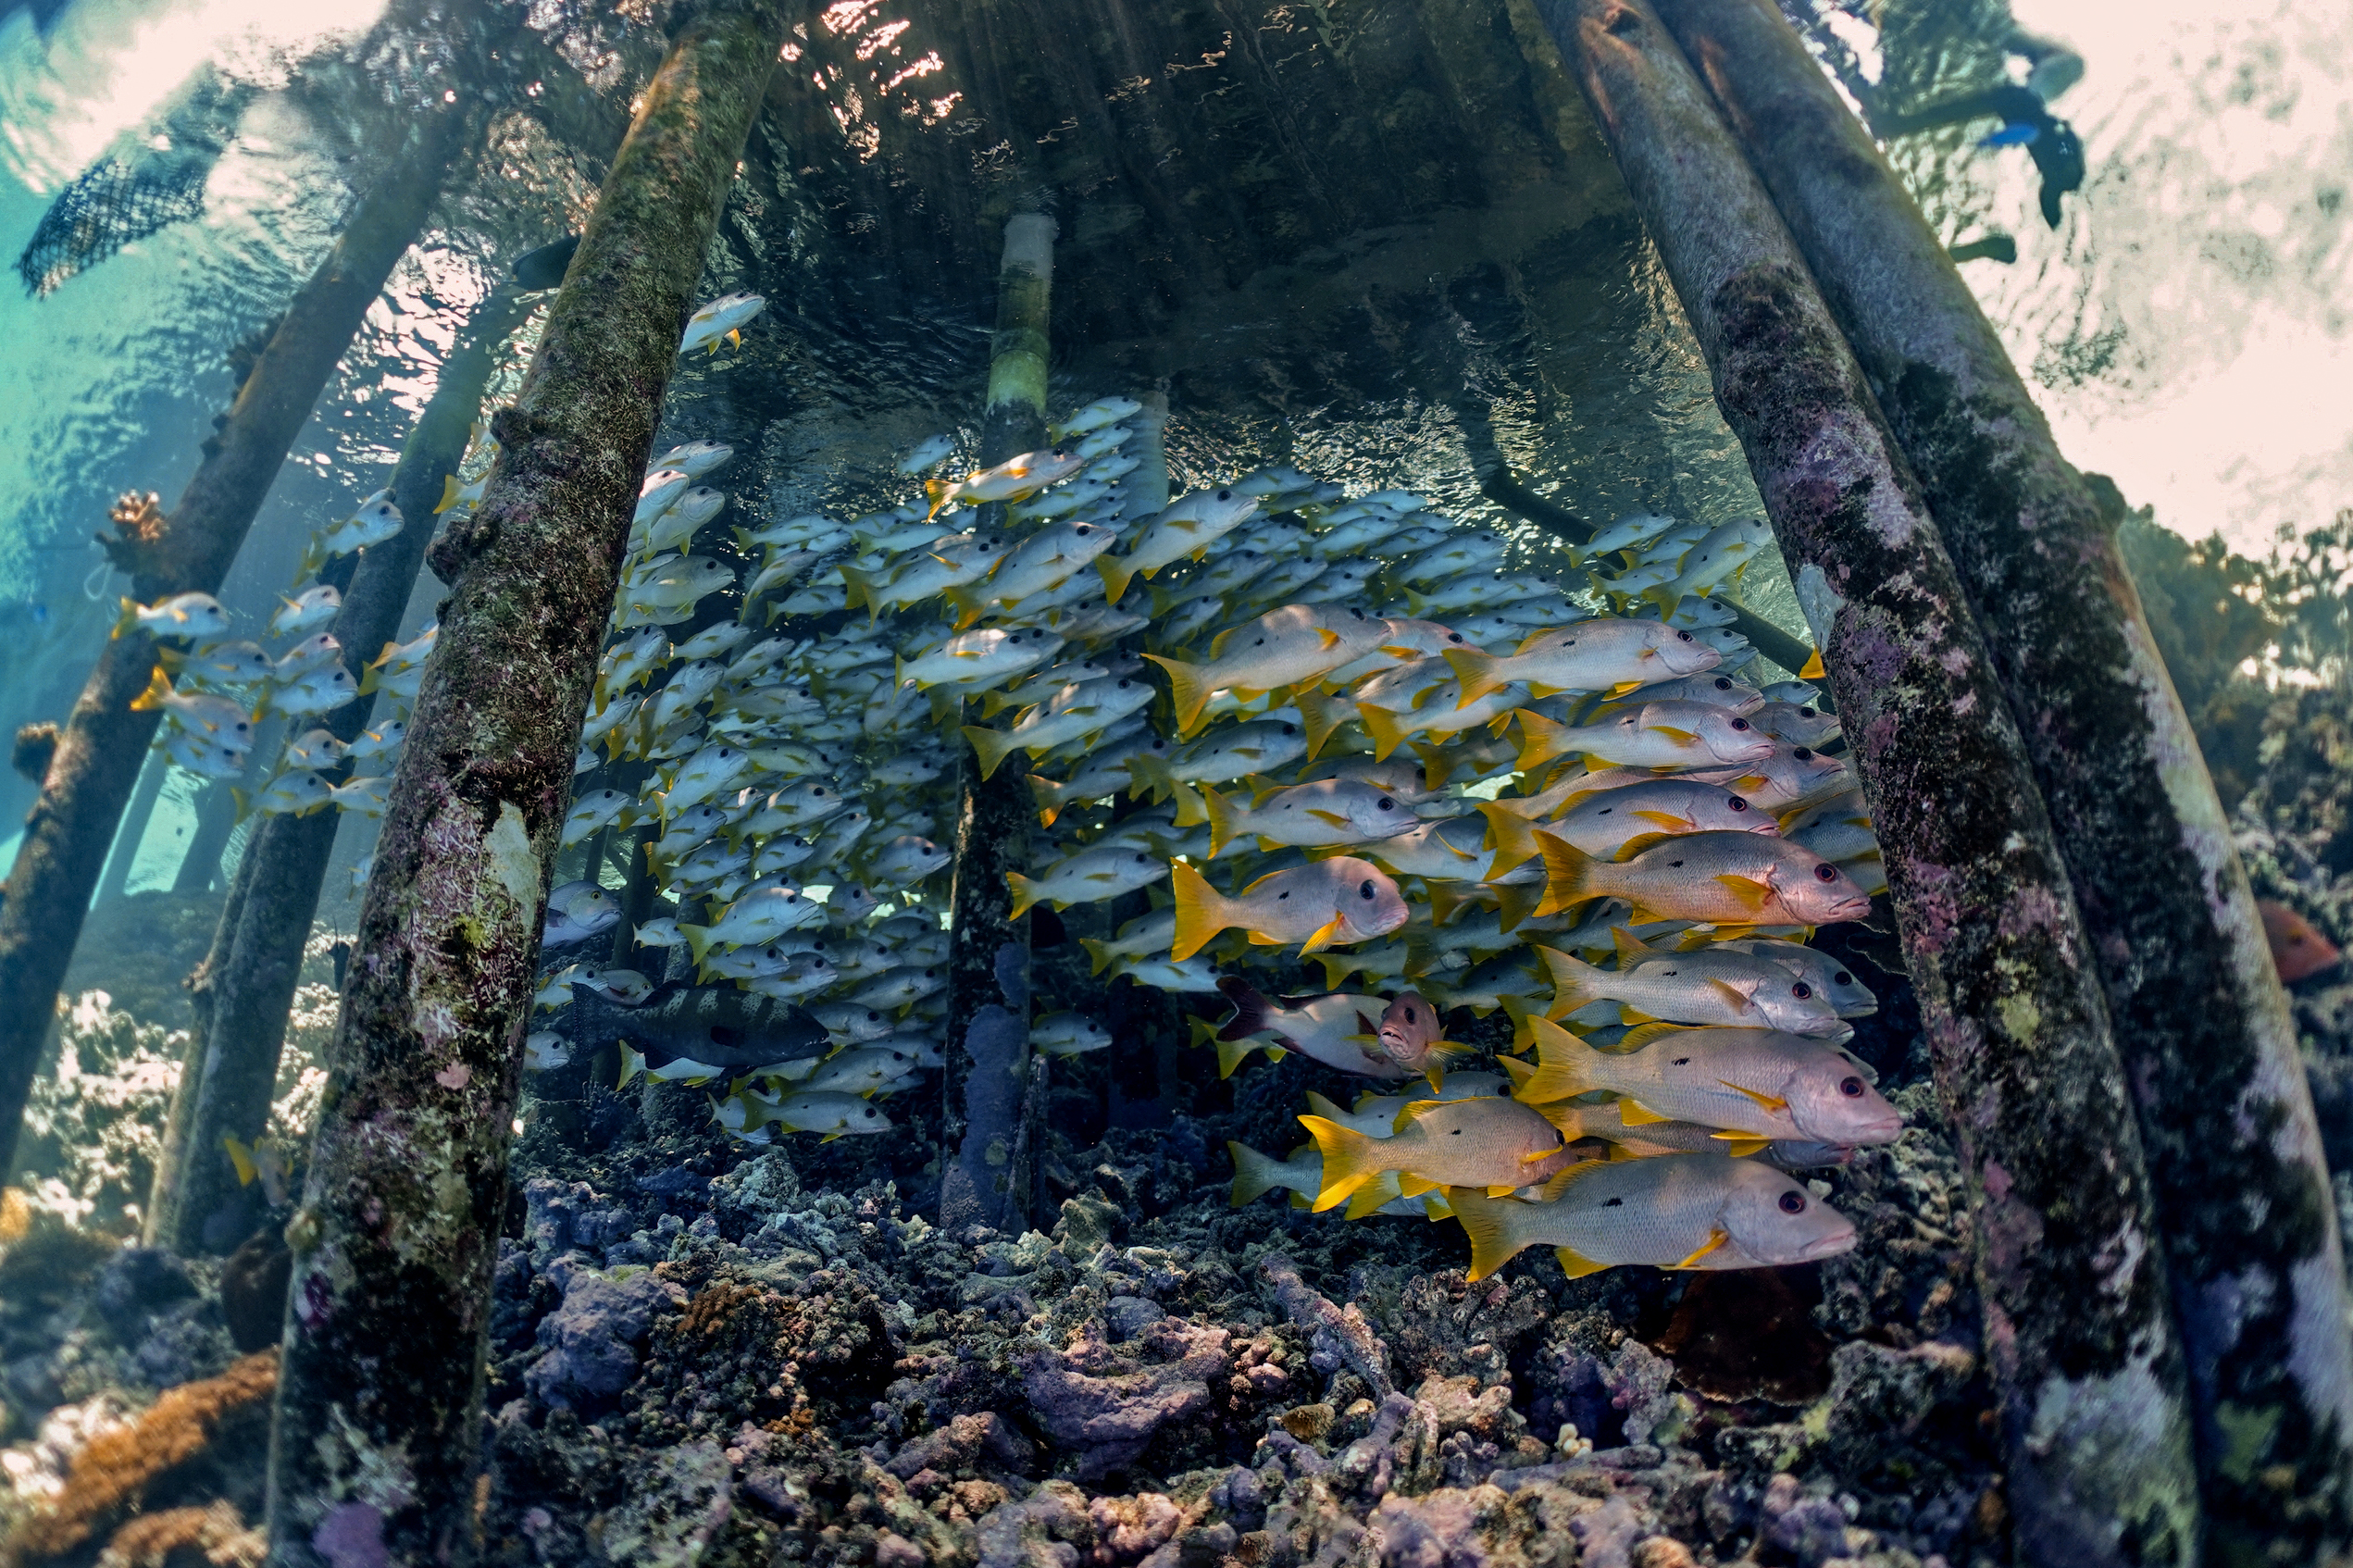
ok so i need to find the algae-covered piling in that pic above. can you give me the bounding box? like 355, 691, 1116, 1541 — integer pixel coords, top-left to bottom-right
1534, 0, 2204, 1558
261, 2, 789, 1555
0, 93, 481, 1179
1648, 0, 2353, 1550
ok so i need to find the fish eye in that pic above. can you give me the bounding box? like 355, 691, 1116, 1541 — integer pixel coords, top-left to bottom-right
1838, 1076, 1865, 1098
1359, 880, 1376, 899
1217, 490, 1232, 501
1713, 678, 1731, 690
1834, 970, 1853, 986
1677, 630, 1693, 641
1779, 1190, 1808, 1213
1730, 717, 1750, 730
1794, 747, 1814, 760
1792, 982, 1813, 999
1800, 706, 1817, 716
1403, 1007, 1416, 1023
1727, 797, 1749, 812
1813, 864, 1837, 882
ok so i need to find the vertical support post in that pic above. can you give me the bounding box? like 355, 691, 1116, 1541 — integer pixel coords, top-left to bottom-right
262, 4, 787, 1556
940, 210, 1056, 1234
1528, 0, 2204, 1559
1649, 0, 2353, 1550
93, 749, 168, 905
0, 89, 482, 1177
145, 286, 534, 1256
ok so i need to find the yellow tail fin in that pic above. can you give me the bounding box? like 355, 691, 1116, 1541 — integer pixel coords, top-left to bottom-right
839, 563, 875, 616
923, 476, 952, 520
1515, 710, 1575, 775
434, 474, 465, 515
1127, 751, 1176, 803
1495, 881, 1543, 933
1096, 554, 1136, 605
1227, 1141, 1293, 1207
1201, 783, 1240, 858
1535, 944, 1603, 1019
1214, 1037, 1260, 1079
1535, 830, 1600, 918
1442, 646, 1506, 707
1169, 860, 1231, 962
1445, 1187, 1529, 1282
1171, 780, 1209, 828
1006, 871, 1047, 919
129, 666, 174, 712
112, 597, 141, 639
960, 725, 1020, 781
618, 1042, 648, 1089
1078, 936, 1113, 976
1513, 1014, 1598, 1104
1358, 702, 1412, 761
1295, 687, 1351, 764
682, 924, 720, 964
1145, 653, 1214, 735
1298, 1114, 1380, 1213
1477, 801, 1544, 878
223, 1136, 258, 1187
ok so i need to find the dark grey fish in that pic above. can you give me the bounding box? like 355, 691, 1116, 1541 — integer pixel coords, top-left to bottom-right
558, 985, 827, 1070
513, 233, 580, 291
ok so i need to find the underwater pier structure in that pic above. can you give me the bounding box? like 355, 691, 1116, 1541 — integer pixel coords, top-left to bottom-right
2, 0, 2349, 1564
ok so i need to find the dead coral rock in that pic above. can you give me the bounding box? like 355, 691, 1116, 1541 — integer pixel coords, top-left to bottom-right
1821, 1339, 1976, 1471
1369, 1480, 1596, 1568
1409, 1375, 1516, 1445
974, 1481, 1092, 1568
10, 723, 59, 785
524, 1257, 685, 1413
888, 1411, 1038, 1480
2, 1350, 276, 1562
597, 1439, 732, 1567
1022, 1318, 1229, 1479
1257, 1255, 1392, 1399
1084, 1492, 1182, 1565
1378, 1272, 1550, 1390
93, 1500, 263, 1568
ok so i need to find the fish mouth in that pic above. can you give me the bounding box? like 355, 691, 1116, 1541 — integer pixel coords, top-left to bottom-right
1798, 1226, 1859, 1262
1845, 1114, 1905, 1144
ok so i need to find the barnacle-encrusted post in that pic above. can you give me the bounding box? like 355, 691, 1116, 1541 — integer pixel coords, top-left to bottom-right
0, 94, 481, 1178
146, 287, 535, 1257
1650, 0, 2353, 1549
940, 210, 1056, 1233
1531, 0, 2205, 1559
261, 4, 787, 1557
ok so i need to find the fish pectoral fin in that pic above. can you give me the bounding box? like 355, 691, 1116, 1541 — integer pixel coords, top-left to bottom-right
1318, 628, 1341, 649
1305, 809, 1351, 826
1712, 874, 1775, 914
1609, 680, 1645, 695
1716, 1077, 1790, 1114
1298, 915, 1349, 955
1671, 1229, 1732, 1269
1709, 978, 1755, 1012
1617, 1099, 1674, 1126
1631, 810, 1691, 830
1554, 1246, 1610, 1279
1651, 726, 1699, 743
1712, 1133, 1771, 1155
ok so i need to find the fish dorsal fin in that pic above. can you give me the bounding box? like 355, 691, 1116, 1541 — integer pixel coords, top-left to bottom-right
1616, 1098, 1674, 1126
1539, 1159, 1609, 1202
1612, 831, 1674, 863
1398, 1099, 1446, 1126
1672, 1228, 1731, 1269
1717, 1078, 1790, 1114
1618, 1019, 1693, 1051
1712, 1133, 1771, 1155
1554, 1247, 1610, 1279
1611, 927, 1660, 964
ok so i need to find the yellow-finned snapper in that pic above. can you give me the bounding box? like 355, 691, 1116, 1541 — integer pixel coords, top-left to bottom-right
233, 769, 333, 820
671, 623, 749, 666
682, 886, 826, 964
1595, 670, 1762, 716
840, 533, 1011, 622
653, 440, 734, 479
1301, 1096, 1584, 1215
865, 834, 952, 889
1197, 777, 1418, 857
1535, 827, 1873, 927
1477, 777, 1776, 877
1096, 487, 1263, 604
897, 433, 957, 474
1534, 935, 1849, 1035
327, 775, 390, 817
802, 1043, 925, 1095
1584, 512, 1681, 556
620, 1043, 728, 1088
636, 486, 726, 555
1646, 516, 1774, 605
634, 468, 691, 528
303, 491, 403, 574
1446, 1153, 1856, 1281
160, 729, 249, 779
895, 627, 1053, 693
131, 668, 256, 746
268, 665, 360, 717
1394, 533, 1506, 586
1514, 700, 1774, 776
1051, 396, 1143, 440
1006, 843, 1167, 916
1033, 1012, 1113, 1056
679, 292, 766, 355
1211, 978, 1399, 1078
1444, 618, 1721, 708
562, 788, 632, 846
270, 632, 342, 684
923, 448, 1083, 519
1352, 678, 1529, 763
1148, 604, 1389, 735
543, 880, 620, 945
847, 965, 943, 1014
283, 728, 349, 770
948, 519, 1116, 621
1515, 1014, 1901, 1146
1322, 618, 1472, 688
171, 640, 275, 686
1751, 700, 1842, 750
116, 592, 232, 644
362, 623, 438, 684
658, 743, 749, 815
344, 719, 405, 760
1077, 908, 1176, 976
1168, 856, 1410, 961
1374, 990, 1475, 1084
961, 674, 1156, 781
268, 585, 342, 638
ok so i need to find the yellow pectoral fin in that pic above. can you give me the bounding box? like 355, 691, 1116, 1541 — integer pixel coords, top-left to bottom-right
1617, 1099, 1674, 1126
1712, 1134, 1771, 1156
1717, 1078, 1790, 1114
1305, 809, 1351, 827
1672, 1228, 1732, 1269
1631, 810, 1692, 829
1713, 874, 1775, 915
1651, 726, 1698, 744
1317, 628, 1341, 650
1609, 680, 1645, 695
1298, 915, 1349, 955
